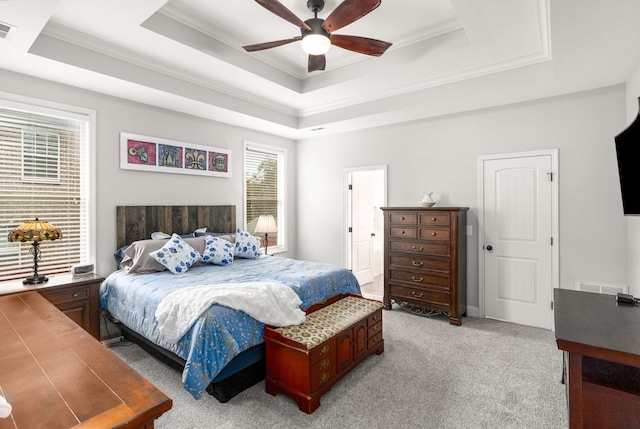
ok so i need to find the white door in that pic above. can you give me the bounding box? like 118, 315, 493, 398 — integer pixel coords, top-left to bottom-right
483, 154, 554, 329
351, 171, 375, 285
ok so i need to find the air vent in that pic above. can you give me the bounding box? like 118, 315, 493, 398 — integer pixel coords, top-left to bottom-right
0, 21, 14, 40
575, 280, 627, 296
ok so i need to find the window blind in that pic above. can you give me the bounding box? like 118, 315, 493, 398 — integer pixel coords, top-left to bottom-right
244, 143, 285, 249
0, 105, 90, 282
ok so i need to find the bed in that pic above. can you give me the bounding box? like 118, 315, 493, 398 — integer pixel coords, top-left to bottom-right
100, 205, 361, 402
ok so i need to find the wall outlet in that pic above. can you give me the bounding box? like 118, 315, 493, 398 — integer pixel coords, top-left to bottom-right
466, 225, 472, 236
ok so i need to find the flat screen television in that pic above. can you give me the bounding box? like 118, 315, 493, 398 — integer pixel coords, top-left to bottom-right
615, 105, 640, 215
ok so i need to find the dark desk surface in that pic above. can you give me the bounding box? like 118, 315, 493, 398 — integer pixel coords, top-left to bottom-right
0, 292, 172, 429
554, 288, 640, 367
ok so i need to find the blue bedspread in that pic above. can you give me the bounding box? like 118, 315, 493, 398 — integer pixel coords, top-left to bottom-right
100, 256, 361, 399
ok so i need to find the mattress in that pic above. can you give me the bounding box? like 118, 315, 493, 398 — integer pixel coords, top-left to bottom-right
100, 256, 361, 398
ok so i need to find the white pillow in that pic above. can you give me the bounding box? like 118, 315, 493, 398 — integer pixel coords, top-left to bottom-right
202, 235, 234, 266
149, 233, 202, 274
151, 231, 171, 240
234, 228, 261, 259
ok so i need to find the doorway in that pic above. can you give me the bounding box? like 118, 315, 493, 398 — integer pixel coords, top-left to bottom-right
344, 166, 387, 296
478, 150, 559, 330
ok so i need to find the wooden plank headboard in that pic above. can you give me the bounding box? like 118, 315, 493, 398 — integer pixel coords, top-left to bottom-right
116, 205, 236, 248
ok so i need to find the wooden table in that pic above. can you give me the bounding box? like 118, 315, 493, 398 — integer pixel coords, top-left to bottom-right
0, 292, 172, 429
554, 288, 640, 429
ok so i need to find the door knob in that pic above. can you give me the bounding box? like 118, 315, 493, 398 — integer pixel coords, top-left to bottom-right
486, 245, 493, 251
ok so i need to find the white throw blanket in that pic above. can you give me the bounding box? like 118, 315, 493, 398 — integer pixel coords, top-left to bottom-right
155, 282, 306, 343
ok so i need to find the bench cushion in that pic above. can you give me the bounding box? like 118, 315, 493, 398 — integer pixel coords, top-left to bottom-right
274, 296, 383, 350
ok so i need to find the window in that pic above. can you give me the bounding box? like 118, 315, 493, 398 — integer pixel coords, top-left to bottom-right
0, 97, 94, 282
244, 141, 286, 252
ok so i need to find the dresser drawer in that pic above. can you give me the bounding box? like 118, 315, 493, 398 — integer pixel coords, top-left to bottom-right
39, 285, 89, 305
389, 213, 417, 224
368, 332, 383, 349
419, 212, 451, 226
310, 363, 336, 392
389, 255, 450, 273
309, 338, 336, 363
368, 321, 382, 337
390, 226, 417, 239
367, 309, 382, 327
389, 240, 451, 256
419, 228, 451, 241
389, 270, 450, 289
390, 284, 450, 306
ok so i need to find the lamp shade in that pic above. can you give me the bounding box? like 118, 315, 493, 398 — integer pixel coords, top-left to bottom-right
254, 215, 278, 234
8, 218, 62, 242
301, 34, 331, 55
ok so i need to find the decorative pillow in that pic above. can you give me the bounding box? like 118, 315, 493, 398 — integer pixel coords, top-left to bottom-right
202, 235, 235, 266
114, 244, 130, 270
234, 228, 261, 259
149, 234, 202, 274
151, 231, 194, 240
151, 231, 171, 240
121, 236, 206, 274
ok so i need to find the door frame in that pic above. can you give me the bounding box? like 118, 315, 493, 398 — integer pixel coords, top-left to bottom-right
343, 165, 388, 275
477, 149, 559, 326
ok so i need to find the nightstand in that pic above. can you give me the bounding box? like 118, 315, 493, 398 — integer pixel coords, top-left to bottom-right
0, 273, 104, 340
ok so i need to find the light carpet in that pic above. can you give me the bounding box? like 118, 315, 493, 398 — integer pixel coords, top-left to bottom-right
109, 308, 567, 429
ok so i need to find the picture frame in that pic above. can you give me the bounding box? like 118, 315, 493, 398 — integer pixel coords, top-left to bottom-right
120, 132, 231, 178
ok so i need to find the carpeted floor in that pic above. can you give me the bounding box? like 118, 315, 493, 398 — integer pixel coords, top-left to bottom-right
109, 308, 568, 429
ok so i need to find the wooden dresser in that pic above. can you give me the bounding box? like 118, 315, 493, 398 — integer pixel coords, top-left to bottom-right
0, 291, 171, 429
381, 207, 468, 325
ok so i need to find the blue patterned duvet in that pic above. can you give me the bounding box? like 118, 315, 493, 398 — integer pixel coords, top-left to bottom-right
100, 256, 361, 399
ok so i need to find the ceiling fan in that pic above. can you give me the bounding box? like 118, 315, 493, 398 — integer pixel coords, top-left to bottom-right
242, 0, 392, 73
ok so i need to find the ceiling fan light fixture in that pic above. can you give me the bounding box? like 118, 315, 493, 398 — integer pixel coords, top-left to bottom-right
301, 34, 331, 55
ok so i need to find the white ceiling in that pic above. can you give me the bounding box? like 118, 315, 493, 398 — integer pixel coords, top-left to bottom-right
0, 0, 639, 139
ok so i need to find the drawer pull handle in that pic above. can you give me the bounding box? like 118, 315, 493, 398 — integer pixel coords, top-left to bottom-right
320, 373, 330, 384
371, 315, 379, 321
400, 230, 405, 234
412, 261, 423, 267
320, 345, 330, 355
371, 325, 379, 332
411, 276, 423, 283
431, 232, 436, 236
400, 216, 405, 220
320, 359, 330, 369
412, 246, 424, 252
411, 291, 424, 298
72, 293, 79, 298
373, 335, 381, 342
432, 217, 437, 221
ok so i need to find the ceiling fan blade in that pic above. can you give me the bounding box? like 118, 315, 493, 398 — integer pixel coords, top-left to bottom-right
243, 36, 302, 52
330, 34, 391, 56
322, 0, 381, 33
255, 0, 311, 30
308, 54, 326, 72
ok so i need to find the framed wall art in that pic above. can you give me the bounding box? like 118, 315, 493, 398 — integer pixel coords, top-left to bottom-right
120, 132, 232, 178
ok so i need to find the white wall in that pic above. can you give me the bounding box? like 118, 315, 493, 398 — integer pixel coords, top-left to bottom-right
297, 85, 628, 311
0, 69, 297, 276
624, 64, 640, 297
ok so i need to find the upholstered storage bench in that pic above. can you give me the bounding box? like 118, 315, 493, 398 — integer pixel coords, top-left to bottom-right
264, 294, 384, 413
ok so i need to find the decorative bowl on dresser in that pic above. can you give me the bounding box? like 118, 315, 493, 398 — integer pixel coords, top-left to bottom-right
381, 206, 468, 326
0, 273, 104, 340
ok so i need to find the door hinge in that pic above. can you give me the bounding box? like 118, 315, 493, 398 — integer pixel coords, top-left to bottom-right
348, 184, 353, 190
551, 237, 553, 246
551, 301, 554, 310
348, 227, 352, 233
547, 172, 553, 181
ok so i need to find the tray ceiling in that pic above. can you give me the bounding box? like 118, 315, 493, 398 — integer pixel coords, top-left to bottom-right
0, 0, 639, 139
